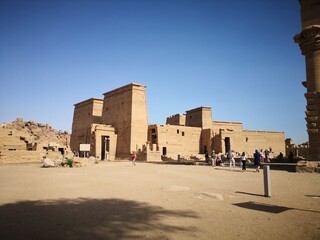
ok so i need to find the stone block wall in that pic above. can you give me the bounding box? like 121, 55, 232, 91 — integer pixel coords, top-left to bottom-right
148, 124, 202, 159
70, 98, 103, 152
101, 83, 148, 158
166, 114, 186, 126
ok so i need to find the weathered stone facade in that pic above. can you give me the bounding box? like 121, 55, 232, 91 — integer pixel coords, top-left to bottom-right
70, 98, 104, 154
152, 107, 285, 160
294, 0, 320, 161
71, 84, 285, 161
71, 83, 149, 160
148, 124, 202, 158
101, 83, 148, 158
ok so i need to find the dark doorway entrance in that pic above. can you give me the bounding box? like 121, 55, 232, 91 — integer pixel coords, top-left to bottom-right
101, 136, 110, 160
162, 147, 167, 156
204, 145, 207, 154
225, 137, 230, 153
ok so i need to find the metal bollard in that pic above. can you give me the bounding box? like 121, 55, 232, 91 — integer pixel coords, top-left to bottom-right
263, 165, 271, 197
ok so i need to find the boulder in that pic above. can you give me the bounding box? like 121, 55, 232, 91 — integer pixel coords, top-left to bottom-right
43, 158, 55, 168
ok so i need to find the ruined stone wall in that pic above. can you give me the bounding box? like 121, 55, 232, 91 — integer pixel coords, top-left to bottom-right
0, 128, 28, 151
101, 83, 148, 158
0, 118, 70, 164
285, 138, 309, 159
148, 124, 202, 159
70, 98, 103, 153
166, 114, 186, 126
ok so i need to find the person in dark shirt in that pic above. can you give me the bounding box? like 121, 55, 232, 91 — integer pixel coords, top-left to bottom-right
254, 150, 261, 172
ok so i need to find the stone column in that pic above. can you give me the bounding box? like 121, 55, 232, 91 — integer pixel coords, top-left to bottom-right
294, 0, 320, 161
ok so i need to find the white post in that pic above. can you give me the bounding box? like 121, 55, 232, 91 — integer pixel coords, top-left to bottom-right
263, 165, 271, 197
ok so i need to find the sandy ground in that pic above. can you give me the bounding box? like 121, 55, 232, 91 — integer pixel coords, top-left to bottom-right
0, 161, 319, 240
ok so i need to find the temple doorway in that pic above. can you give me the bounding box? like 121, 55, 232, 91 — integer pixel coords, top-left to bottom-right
101, 136, 110, 160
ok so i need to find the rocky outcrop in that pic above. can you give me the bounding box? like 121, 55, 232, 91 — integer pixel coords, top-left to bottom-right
1, 118, 70, 148
0, 118, 71, 164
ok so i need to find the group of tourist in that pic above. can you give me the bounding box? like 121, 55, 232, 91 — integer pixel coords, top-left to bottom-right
209, 151, 223, 167
209, 149, 271, 172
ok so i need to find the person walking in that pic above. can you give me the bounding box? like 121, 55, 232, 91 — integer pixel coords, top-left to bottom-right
254, 150, 261, 172
131, 152, 137, 166
241, 152, 247, 171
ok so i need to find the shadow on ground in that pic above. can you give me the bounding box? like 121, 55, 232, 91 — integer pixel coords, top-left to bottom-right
233, 201, 292, 214
0, 198, 198, 240
235, 191, 265, 197
233, 201, 320, 214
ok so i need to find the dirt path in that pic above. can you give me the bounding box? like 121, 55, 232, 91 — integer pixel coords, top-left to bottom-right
0, 162, 319, 239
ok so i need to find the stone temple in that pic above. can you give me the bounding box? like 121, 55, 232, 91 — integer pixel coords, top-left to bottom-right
70, 83, 285, 161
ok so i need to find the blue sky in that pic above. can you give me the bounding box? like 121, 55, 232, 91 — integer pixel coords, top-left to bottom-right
0, 0, 307, 144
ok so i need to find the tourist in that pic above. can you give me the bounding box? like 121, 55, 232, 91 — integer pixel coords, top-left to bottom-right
264, 149, 270, 163
289, 152, 294, 162
260, 149, 264, 162
216, 154, 222, 166
211, 150, 216, 167
205, 151, 209, 163
241, 152, 247, 171
228, 149, 235, 169
278, 152, 284, 161
132, 152, 137, 166
254, 150, 261, 172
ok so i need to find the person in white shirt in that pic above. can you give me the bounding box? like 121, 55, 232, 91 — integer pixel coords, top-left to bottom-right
241, 152, 247, 171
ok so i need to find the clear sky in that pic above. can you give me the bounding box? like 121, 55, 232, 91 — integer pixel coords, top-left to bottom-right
0, 0, 307, 144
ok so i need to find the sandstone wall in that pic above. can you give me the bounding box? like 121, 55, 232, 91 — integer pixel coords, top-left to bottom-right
70, 98, 103, 153
241, 130, 285, 157
166, 114, 186, 126
186, 107, 212, 129
148, 124, 202, 159
102, 83, 148, 158
131, 84, 148, 153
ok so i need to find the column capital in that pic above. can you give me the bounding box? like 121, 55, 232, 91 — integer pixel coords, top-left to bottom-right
294, 25, 320, 55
